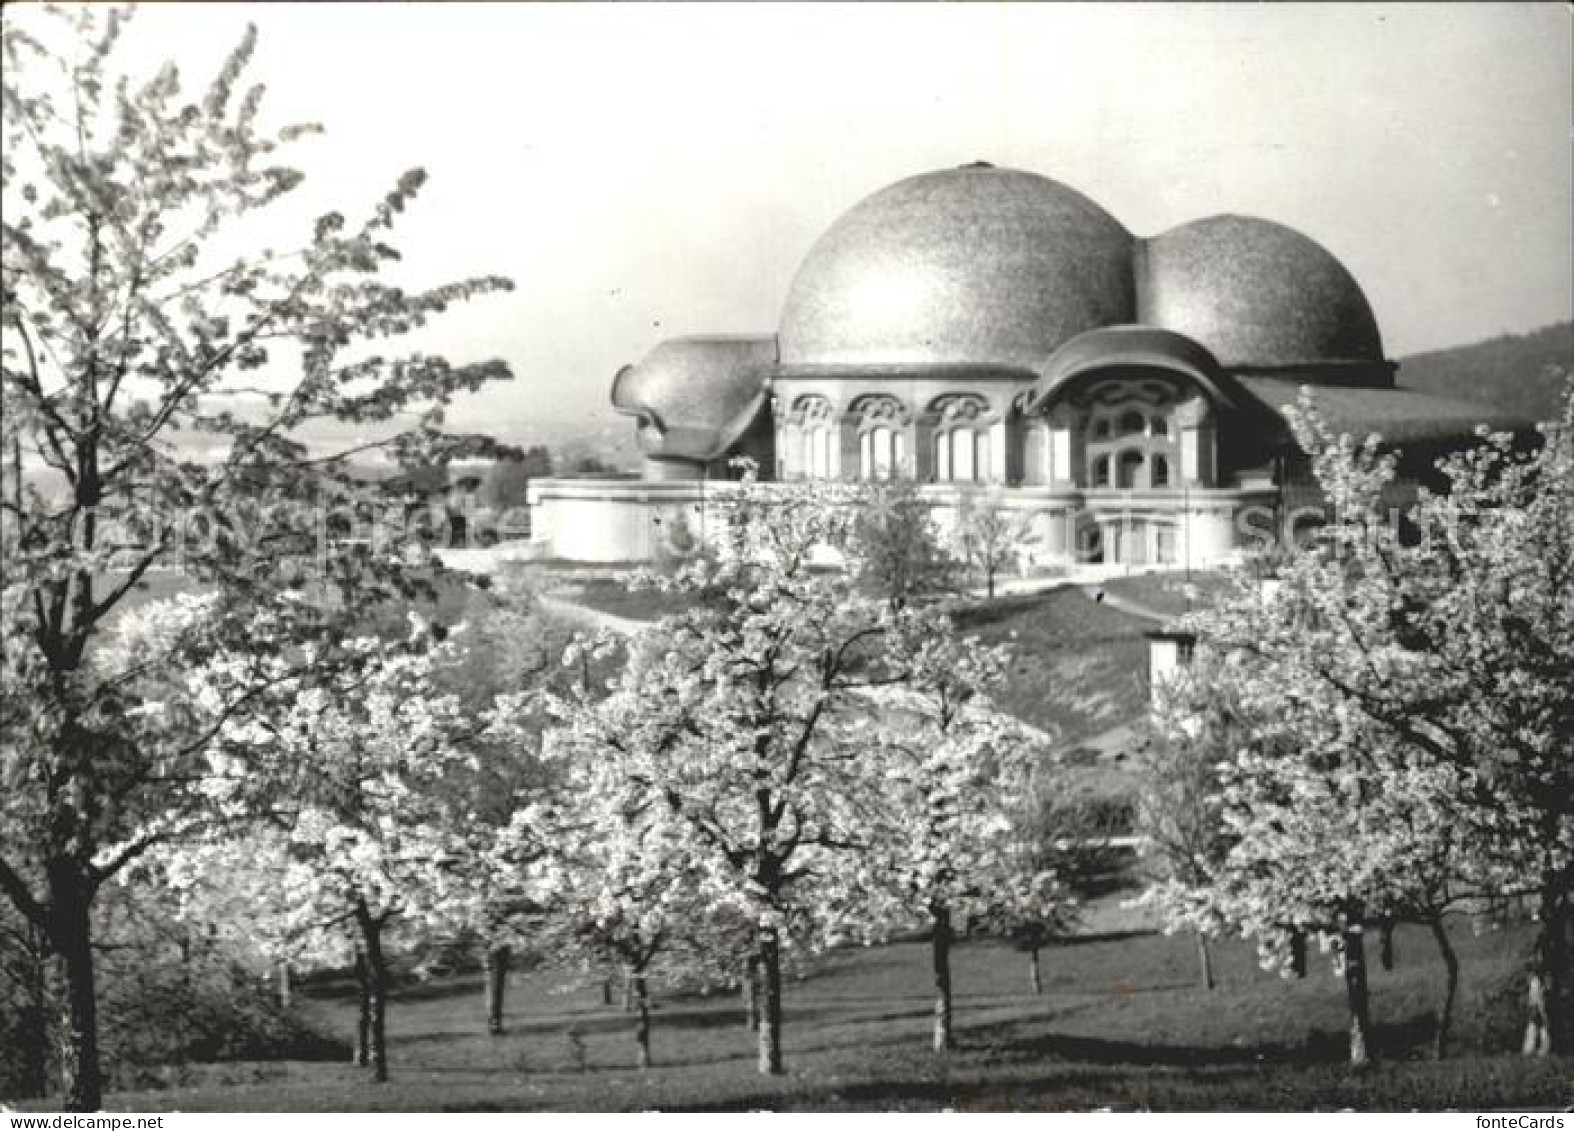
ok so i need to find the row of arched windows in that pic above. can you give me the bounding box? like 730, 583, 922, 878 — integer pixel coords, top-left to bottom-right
796, 424, 993, 481
798, 427, 1175, 485
785, 396, 1188, 487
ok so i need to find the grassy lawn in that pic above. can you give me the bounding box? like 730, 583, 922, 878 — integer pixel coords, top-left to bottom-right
86, 921, 1567, 1111
1095, 570, 1235, 620
548, 574, 703, 623
954, 588, 1152, 749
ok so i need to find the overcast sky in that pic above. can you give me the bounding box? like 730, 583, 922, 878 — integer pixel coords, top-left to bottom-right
107, 2, 1574, 437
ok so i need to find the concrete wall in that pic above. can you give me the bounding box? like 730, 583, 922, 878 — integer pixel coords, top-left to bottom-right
529, 477, 1277, 569
527, 478, 724, 563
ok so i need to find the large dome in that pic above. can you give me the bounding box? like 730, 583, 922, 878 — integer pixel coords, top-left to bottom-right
778, 164, 1134, 368
1138, 215, 1383, 366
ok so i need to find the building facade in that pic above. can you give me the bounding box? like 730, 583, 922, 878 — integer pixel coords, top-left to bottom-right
530, 164, 1528, 565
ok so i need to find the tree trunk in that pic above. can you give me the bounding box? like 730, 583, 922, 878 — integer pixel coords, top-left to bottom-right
1289, 929, 1307, 979
352, 946, 372, 1066
484, 944, 510, 1035
742, 954, 761, 1030
1027, 945, 1043, 996
1379, 920, 1396, 972
1426, 916, 1459, 1060
932, 905, 954, 1052
1341, 925, 1374, 1067
1196, 930, 1216, 991
621, 967, 634, 1012
986, 571, 996, 600
354, 906, 390, 1082
632, 971, 652, 1070
277, 961, 292, 1010
176, 931, 193, 1069
15, 920, 50, 1100
756, 926, 784, 1075
49, 862, 102, 1112
601, 975, 613, 1007
1528, 863, 1572, 1055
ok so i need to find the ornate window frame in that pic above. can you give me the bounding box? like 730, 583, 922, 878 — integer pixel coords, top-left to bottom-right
850, 394, 911, 480
929, 393, 994, 483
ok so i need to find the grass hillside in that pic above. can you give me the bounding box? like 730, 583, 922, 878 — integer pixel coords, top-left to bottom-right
561, 576, 1168, 770
1397, 321, 1572, 422
954, 588, 1152, 747
80, 920, 1566, 1112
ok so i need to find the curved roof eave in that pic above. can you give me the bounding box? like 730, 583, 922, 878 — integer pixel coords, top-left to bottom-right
1022, 325, 1236, 414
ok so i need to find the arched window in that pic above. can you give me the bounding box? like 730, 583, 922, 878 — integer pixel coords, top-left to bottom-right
862, 427, 898, 480
802, 426, 832, 479
1091, 454, 1110, 487
793, 396, 835, 480
1117, 449, 1144, 489
934, 428, 992, 482
1151, 416, 1169, 437
930, 394, 994, 483
1151, 453, 1170, 487
1119, 410, 1146, 436
934, 429, 989, 481
952, 428, 976, 482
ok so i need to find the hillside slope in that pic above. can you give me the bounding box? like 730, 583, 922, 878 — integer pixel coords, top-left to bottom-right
1396, 321, 1572, 422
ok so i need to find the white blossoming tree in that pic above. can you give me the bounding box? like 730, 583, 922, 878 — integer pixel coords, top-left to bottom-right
0, 6, 515, 1107
167, 626, 489, 1083
526, 716, 722, 1071
1146, 651, 1490, 1064
1131, 676, 1240, 994
847, 478, 961, 609
545, 474, 906, 1076
868, 610, 1068, 1051
954, 491, 1037, 599
1146, 384, 1573, 1061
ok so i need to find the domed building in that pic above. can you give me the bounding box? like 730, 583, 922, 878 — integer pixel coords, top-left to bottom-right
530, 163, 1530, 565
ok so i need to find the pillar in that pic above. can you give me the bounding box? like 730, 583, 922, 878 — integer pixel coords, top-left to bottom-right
984, 419, 1009, 483
838, 412, 861, 482
913, 416, 936, 482
1175, 397, 1215, 487
1046, 405, 1085, 488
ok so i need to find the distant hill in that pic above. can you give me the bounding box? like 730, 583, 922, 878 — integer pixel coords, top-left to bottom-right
144, 396, 640, 474
1397, 321, 1572, 422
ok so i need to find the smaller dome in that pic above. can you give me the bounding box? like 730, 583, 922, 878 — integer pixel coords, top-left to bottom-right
1139, 215, 1383, 366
